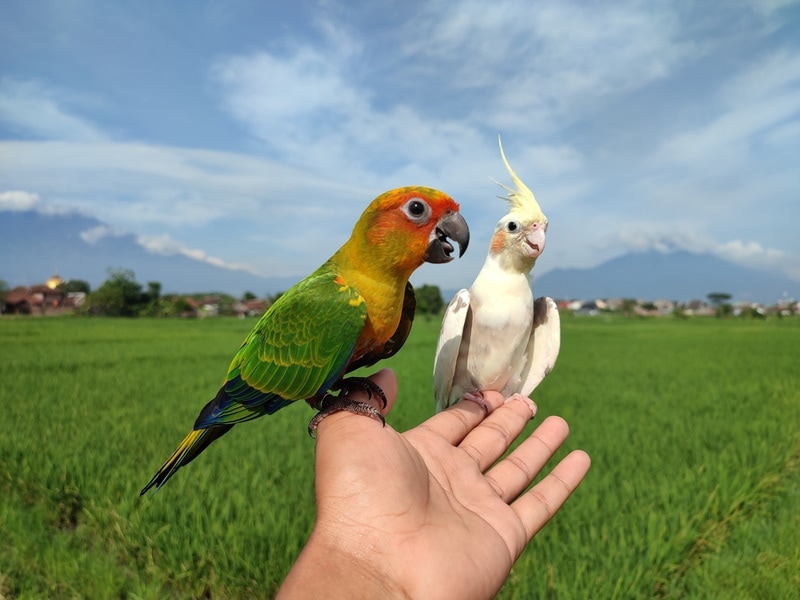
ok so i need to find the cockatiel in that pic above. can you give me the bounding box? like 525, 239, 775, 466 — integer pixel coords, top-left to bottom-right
433, 139, 560, 412
141, 187, 469, 494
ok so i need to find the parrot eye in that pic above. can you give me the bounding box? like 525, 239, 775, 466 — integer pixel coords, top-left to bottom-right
403, 199, 431, 223
506, 220, 519, 232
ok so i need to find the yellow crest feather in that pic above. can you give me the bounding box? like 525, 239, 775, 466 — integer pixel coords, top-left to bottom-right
495, 136, 547, 223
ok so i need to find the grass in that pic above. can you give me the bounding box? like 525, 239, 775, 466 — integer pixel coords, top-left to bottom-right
1, 314, 798, 598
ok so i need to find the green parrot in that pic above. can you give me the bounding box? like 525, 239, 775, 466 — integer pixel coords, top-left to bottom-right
141, 186, 469, 494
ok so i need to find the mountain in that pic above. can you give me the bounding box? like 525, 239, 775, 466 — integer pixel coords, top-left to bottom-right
534, 250, 798, 304
0, 210, 298, 295
4, 210, 797, 304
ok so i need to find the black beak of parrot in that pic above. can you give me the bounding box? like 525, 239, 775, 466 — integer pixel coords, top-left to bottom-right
424, 210, 470, 264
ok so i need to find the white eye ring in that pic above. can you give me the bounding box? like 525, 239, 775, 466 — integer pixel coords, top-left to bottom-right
403, 198, 431, 223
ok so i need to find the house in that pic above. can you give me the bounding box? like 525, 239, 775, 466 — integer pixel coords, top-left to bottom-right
3, 274, 67, 315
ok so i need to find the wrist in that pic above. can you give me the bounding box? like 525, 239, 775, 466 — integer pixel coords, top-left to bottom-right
277, 522, 410, 599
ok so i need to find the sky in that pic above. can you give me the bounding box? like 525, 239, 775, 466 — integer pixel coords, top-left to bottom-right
1, 0, 799, 291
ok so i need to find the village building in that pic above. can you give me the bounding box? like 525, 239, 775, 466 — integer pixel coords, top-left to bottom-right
2, 273, 84, 315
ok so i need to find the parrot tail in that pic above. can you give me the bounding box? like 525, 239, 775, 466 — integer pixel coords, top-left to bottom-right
139, 424, 232, 495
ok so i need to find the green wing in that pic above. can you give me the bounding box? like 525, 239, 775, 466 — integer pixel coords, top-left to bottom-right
195, 266, 368, 427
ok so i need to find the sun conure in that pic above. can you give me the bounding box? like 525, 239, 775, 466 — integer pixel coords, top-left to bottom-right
141, 186, 469, 494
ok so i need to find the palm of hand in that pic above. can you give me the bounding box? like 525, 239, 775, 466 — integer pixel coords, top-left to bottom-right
311, 370, 585, 600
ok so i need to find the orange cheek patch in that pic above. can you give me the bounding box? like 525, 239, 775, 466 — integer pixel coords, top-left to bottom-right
490, 231, 505, 253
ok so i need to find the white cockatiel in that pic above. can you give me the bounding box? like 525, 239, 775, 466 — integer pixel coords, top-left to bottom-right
433, 138, 561, 412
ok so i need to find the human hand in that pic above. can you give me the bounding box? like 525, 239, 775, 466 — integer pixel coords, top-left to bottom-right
277, 368, 590, 600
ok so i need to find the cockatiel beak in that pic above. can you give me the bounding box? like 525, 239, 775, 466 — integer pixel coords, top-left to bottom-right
424, 210, 470, 264
524, 220, 547, 258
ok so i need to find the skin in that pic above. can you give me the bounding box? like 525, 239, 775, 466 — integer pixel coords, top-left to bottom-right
278, 369, 591, 600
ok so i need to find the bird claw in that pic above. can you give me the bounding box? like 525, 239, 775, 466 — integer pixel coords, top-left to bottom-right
307, 395, 386, 437
460, 390, 489, 413
307, 377, 388, 437
335, 376, 388, 409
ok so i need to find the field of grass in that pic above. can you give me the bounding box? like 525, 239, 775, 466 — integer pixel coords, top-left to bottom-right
1, 313, 798, 598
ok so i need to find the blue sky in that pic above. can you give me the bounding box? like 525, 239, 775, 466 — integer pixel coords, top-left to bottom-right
1, 0, 799, 290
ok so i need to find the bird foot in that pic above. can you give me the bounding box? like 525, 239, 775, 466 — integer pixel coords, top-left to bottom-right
334, 376, 388, 408
307, 377, 388, 436
460, 390, 488, 413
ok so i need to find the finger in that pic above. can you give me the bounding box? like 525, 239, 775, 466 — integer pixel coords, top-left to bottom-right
457, 395, 538, 472
369, 368, 399, 417
510, 449, 591, 548
485, 415, 569, 502
418, 390, 505, 445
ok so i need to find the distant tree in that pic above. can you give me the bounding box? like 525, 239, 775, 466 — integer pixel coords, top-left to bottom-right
707, 292, 732, 306
147, 281, 161, 301
59, 279, 91, 294
160, 295, 194, 317
715, 303, 734, 318
242, 291, 257, 301
86, 268, 146, 316
0, 279, 8, 313
620, 298, 637, 317
739, 306, 765, 319
139, 281, 162, 316
216, 294, 237, 316
672, 306, 688, 319
707, 292, 733, 318
415, 284, 444, 315
172, 296, 194, 316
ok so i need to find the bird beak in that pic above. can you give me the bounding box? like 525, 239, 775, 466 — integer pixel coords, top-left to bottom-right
524, 222, 546, 258
424, 210, 470, 263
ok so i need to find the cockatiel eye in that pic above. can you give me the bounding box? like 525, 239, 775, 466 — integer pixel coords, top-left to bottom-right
403, 198, 431, 223
506, 220, 519, 232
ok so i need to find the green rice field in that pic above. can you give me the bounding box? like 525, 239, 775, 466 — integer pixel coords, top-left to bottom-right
1, 314, 798, 598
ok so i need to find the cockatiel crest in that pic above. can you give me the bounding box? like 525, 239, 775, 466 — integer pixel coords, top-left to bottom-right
433, 137, 560, 412
495, 136, 547, 226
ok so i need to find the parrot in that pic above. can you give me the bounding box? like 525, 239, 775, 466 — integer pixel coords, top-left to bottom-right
432, 138, 560, 412
141, 186, 469, 494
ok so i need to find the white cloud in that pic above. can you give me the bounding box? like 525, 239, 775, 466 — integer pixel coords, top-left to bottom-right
397, 1, 694, 133
0, 79, 108, 142
0, 190, 39, 211
79, 225, 125, 244
212, 48, 365, 139
722, 48, 800, 104
136, 233, 262, 275
608, 227, 800, 280
653, 49, 800, 166
210, 41, 486, 182
655, 92, 800, 168
715, 239, 797, 276
747, 0, 800, 18
0, 140, 368, 227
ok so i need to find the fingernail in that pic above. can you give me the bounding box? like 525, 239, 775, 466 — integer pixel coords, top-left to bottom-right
505, 393, 537, 419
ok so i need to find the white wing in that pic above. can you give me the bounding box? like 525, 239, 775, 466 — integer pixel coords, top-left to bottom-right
520, 296, 561, 397
433, 289, 470, 412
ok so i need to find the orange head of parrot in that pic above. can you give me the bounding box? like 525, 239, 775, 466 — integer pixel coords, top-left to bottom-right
345, 186, 470, 278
